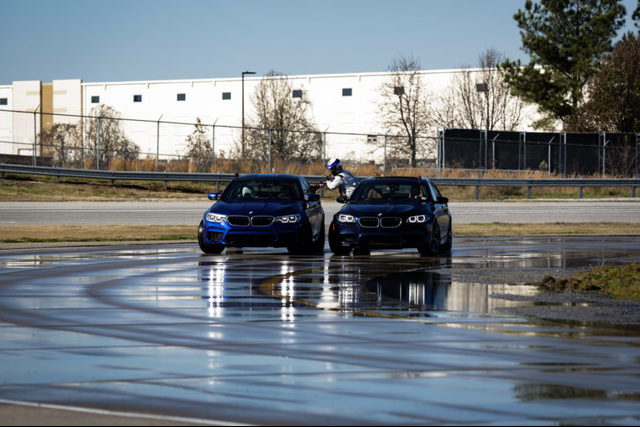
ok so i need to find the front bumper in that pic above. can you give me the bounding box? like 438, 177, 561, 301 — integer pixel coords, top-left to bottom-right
330, 220, 432, 249
202, 220, 303, 248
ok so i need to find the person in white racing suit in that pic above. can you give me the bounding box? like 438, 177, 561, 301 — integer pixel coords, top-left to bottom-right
324, 158, 358, 198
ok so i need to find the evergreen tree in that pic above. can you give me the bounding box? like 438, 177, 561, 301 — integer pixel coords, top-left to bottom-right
502, 0, 626, 128
568, 32, 640, 132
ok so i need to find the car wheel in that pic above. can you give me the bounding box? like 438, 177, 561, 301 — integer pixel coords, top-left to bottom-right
329, 221, 351, 255
198, 221, 225, 254
310, 219, 326, 253
287, 222, 315, 255
418, 222, 441, 256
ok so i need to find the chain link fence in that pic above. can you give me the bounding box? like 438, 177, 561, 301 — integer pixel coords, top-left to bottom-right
1, 108, 638, 177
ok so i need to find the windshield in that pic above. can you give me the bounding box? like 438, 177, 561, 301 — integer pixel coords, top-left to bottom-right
221, 179, 302, 201
349, 181, 430, 203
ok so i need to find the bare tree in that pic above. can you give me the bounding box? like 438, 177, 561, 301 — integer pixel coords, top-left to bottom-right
184, 118, 213, 172
242, 71, 323, 164
377, 56, 434, 167
435, 49, 524, 131
38, 122, 82, 167
84, 105, 139, 169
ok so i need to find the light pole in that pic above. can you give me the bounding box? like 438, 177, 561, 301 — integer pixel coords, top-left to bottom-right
241, 71, 256, 156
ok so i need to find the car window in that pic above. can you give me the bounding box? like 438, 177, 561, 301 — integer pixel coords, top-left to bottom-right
221, 179, 302, 201
350, 182, 426, 203
300, 178, 311, 193
427, 181, 442, 201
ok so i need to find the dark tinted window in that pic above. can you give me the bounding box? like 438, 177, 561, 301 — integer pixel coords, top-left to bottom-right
342, 88, 352, 96
222, 92, 231, 100
222, 179, 302, 201
91, 96, 100, 103
350, 181, 430, 203
0, 98, 7, 105
133, 94, 142, 102
292, 90, 303, 98
177, 93, 186, 101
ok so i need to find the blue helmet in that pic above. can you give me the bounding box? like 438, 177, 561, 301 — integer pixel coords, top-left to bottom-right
327, 158, 342, 173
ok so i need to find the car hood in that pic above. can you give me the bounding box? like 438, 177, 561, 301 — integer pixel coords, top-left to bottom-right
208, 200, 303, 216
339, 202, 431, 217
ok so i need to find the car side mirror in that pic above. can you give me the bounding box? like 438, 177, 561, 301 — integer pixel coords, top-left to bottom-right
208, 192, 219, 201
336, 196, 347, 204
305, 193, 320, 202
437, 196, 449, 204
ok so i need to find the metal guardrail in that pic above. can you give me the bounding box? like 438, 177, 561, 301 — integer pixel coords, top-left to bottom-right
1, 163, 639, 199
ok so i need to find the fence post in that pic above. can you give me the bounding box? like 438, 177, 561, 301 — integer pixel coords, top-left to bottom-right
563, 132, 567, 177
32, 106, 40, 166
547, 135, 555, 176
81, 114, 85, 169
96, 116, 101, 170
383, 135, 387, 177
524, 131, 527, 170
212, 123, 216, 164
156, 114, 163, 169
636, 133, 640, 176
441, 129, 444, 171
484, 129, 488, 170
602, 132, 609, 175
268, 128, 272, 174
322, 131, 326, 166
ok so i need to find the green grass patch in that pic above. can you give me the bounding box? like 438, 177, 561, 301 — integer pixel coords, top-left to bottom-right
536, 264, 640, 301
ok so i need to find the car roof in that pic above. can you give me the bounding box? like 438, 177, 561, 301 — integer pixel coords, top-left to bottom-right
235, 174, 302, 181
362, 176, 429, 183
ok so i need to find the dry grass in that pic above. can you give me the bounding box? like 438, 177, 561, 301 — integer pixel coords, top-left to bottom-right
0, 225, 196, 243
454, 222, 640, 237
2, 223, 639, 244
1, 160, 637, 201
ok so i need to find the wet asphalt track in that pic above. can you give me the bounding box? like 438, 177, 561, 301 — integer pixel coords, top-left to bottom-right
1, 237, 640, 425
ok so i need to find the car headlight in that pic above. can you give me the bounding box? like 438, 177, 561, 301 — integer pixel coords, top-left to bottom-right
206, 213, 227, 223
338, 214, 356, 223
407, 214, 427, 223
276, 214, 301, 224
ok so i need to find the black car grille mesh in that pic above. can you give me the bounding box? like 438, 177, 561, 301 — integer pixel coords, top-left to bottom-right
358, 217, 403, 228
359, 217, 379, 228
380, 217, 402, 228
228, 215, 250, 226
251, 216, 275, 227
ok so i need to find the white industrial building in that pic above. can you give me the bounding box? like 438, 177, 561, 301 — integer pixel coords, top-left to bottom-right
0, 69, 538, 163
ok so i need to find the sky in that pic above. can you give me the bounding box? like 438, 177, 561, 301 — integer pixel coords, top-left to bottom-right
1, 0, 638, 84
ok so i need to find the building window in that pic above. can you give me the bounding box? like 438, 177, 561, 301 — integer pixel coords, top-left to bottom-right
91, 96, 100, 103
177, 93, 186, 101
342, 88, 352, 97
0, 98, 7, 106
394, 86, 405, 96
222, 92, 231, 100
292, 89, 303, 98
133, 94, 142, 102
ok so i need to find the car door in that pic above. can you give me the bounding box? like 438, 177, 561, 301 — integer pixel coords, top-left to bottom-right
426, 180, 450, 237
301, 178, 324, 237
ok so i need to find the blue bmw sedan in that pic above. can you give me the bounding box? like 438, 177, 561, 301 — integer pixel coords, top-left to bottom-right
329, 176, 452, 256
198, 174, 325, 254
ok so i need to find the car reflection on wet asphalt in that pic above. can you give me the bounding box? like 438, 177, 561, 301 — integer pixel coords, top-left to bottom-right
0, 236, 639, 425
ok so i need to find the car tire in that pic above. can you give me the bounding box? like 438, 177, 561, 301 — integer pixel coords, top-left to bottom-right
310, 218, 326, 254
329, 221, 351, 256
418, 222, 441, 256
198, 221, 225, 254
287, 222, 315, 255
